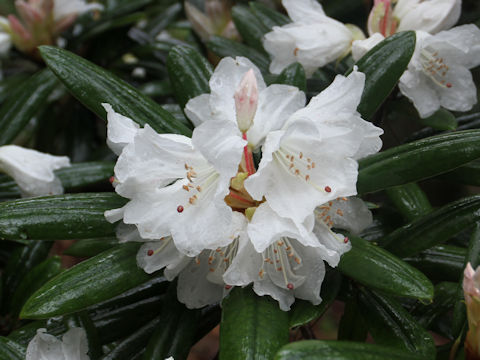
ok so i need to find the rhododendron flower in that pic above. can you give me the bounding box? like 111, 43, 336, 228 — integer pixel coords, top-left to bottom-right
262, 0, 365, 76
463, 263, 480, 359
26, 328, 89, 360
399, 25, 480, 118
0, 145, 70, 197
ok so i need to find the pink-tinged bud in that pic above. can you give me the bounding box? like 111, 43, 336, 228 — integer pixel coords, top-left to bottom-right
234, 69, 258, 133
463, 263, 480, 359
367, 0, 398, 37
15, 1, 44, 24
8, 15, 31, 41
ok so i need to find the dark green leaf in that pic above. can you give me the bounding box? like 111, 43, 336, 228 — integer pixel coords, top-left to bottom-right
0, 193, 126, 241
338, 236, 433, 300
274, 63, 307, 92
167, 45, 212, 110
232, 5, 269, 52
39, 46, 192, 136
275, 340, 424, 360
419, 109, 457, 130
358, 130, 480, 193
220, 286, 289, 360
337, 297, 367, 342
385, 183, 432, 222
63, 237, 119, 257
354, 31, 416, 120
412, 282, 457, 328
0, 69, 57, 146
20, 243, 150, 319
380, 195, 480, 257
249, 2, 290, 29
0, 337, 26, 360
440, 159, 480, 186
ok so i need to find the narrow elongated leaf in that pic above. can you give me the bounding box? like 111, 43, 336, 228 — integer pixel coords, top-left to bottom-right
274, 63, 307, 92
337, 297, 367, 342
419, 109, 457, 130
275, 340, 423, 360
380, 195, 480, 257
232, 5, 269, 52
220, 287, 289, 360
207, 36, 270, 73
0, 69, 57, 146
167, 45, 212, 110
0, 193, 126, 241
289, 270, 341, 328
404, 245, 466, 282
0, 337, 26, 360
354, 31, 416, 120
63, 237, 118, 257
338, 236, 433, 300
38, 46, 192, 136
385, 183, 432, 222
412, 282, 457, 328
358, 289, 436, 359
20, 243, 150, 319
358, 130, 480, 193
441, 159, 480, 186
249, 2, 289, 29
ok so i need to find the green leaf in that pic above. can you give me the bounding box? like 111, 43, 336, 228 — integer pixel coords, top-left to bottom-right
358, 130, 480, 193
289, 270, 341, 328
10, 256, 62, 316
38, 46, 192, 136
419, 109, 457, 130
20, 243, 150, 319
385, 183, 432, 222
354, 31, 416, 120
167, 45, 212, 110
274, 63, 307, 92
0, 69, 58, 146
404, 245, 466, 283
220, 287, 289, 360
144, 283, 200, 360
358, 289, 435, 359
440, 159, 480, 186
0, 193, 126, 241
337, 297, 367, 342
380, 195, 480, 257
338, 236, 433, 300
232, 5, 269, 52
275, 340, 424, 360
207, 36, 270, 73
0, 337, 26, 360
412, 282, 457, 328
63, 237, 119, 257
249, 2, 290, 29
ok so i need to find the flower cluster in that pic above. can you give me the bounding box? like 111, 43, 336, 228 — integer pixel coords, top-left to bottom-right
104, 56, 382, 310
264, 0, 480, 119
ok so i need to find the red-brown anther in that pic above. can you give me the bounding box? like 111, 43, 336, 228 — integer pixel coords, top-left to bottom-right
177, 205, 184, 213
225, 285, 232, 290
147, 250, 154, 256
325, 186, 332, 193
109, 176, 115, 184
446, 82, 452, 88
287, 283, 294, 290
344, 237, 349, 244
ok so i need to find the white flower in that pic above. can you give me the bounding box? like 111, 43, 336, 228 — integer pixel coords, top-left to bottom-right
399, 25, 480, 118
26, 328, 89, 360
0, 16, 11, 56
54, 0, 103, 22
224, 197, 372, 310
352, 33, 385, 62
185, 56, 306, 150
102, 104, 246, 256
393, 0, 461, 35
0, 145, 70, 197
243, 70, 383, 229
262, 0, 364, 76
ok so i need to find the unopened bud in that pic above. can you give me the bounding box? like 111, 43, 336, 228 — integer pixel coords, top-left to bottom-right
463, 263, 480, 358
234, 69, 258, 133
367, 0, 398, 37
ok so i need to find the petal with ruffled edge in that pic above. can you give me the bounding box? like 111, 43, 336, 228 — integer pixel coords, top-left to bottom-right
61, 328, 90, 360
282, 0, 326, 23
137, 238, 188, 276
0, 145, 70, 197
245, 120, 359, 227
184, 94, 213, 127
102, 103, 140, 156
26, 329, 66, 360
328, 197, 373, 235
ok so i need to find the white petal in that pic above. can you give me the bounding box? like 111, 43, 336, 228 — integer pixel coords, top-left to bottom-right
395, 0, 461, 34
253, 279, 294, 311
104, 207, 124, 223
54, 0, 103, 21
0, 32, 11, 56
282, 0, 326, 22
291, 245, 326, 304
26, 329, 65, 360
137, 239, 187, 274
62, 328, 90, 360
184, 94, 214, 127
208, 57, 266, 124
328, 197, 373, 234
102, 103, 140, 156
223, 236, 263, 286
0, 145, 70, 197
351, 33, 384, 61
177, 256, 224, 308
438, 65, 477, 113
247, 84, 306, 149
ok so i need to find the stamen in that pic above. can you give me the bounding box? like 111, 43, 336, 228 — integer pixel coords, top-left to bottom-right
147, 250, 154, 256
325, 186, 332, 193
420, 47, 452, 89
177, 205, 184, 213
287, 283, 294, 290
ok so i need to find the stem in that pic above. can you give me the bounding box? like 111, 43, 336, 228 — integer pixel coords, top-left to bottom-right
242, 133, 255, 175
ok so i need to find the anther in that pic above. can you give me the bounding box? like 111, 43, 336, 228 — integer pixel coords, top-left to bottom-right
225, 285, 232, 290
294, 47, 299, 56
147, 250, 154, 256
325, 186, 332, 193
287, 283, 294, 290
109, 176, 115, 184
344, 237, 349, 243
182, 185, 189, 191
177, 205, 184, 213
446, 82, 452, 88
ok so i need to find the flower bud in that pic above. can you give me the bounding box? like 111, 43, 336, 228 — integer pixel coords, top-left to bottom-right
234, 69, 258, 133
463, 262, 480, 359
367, 0, 398, 37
